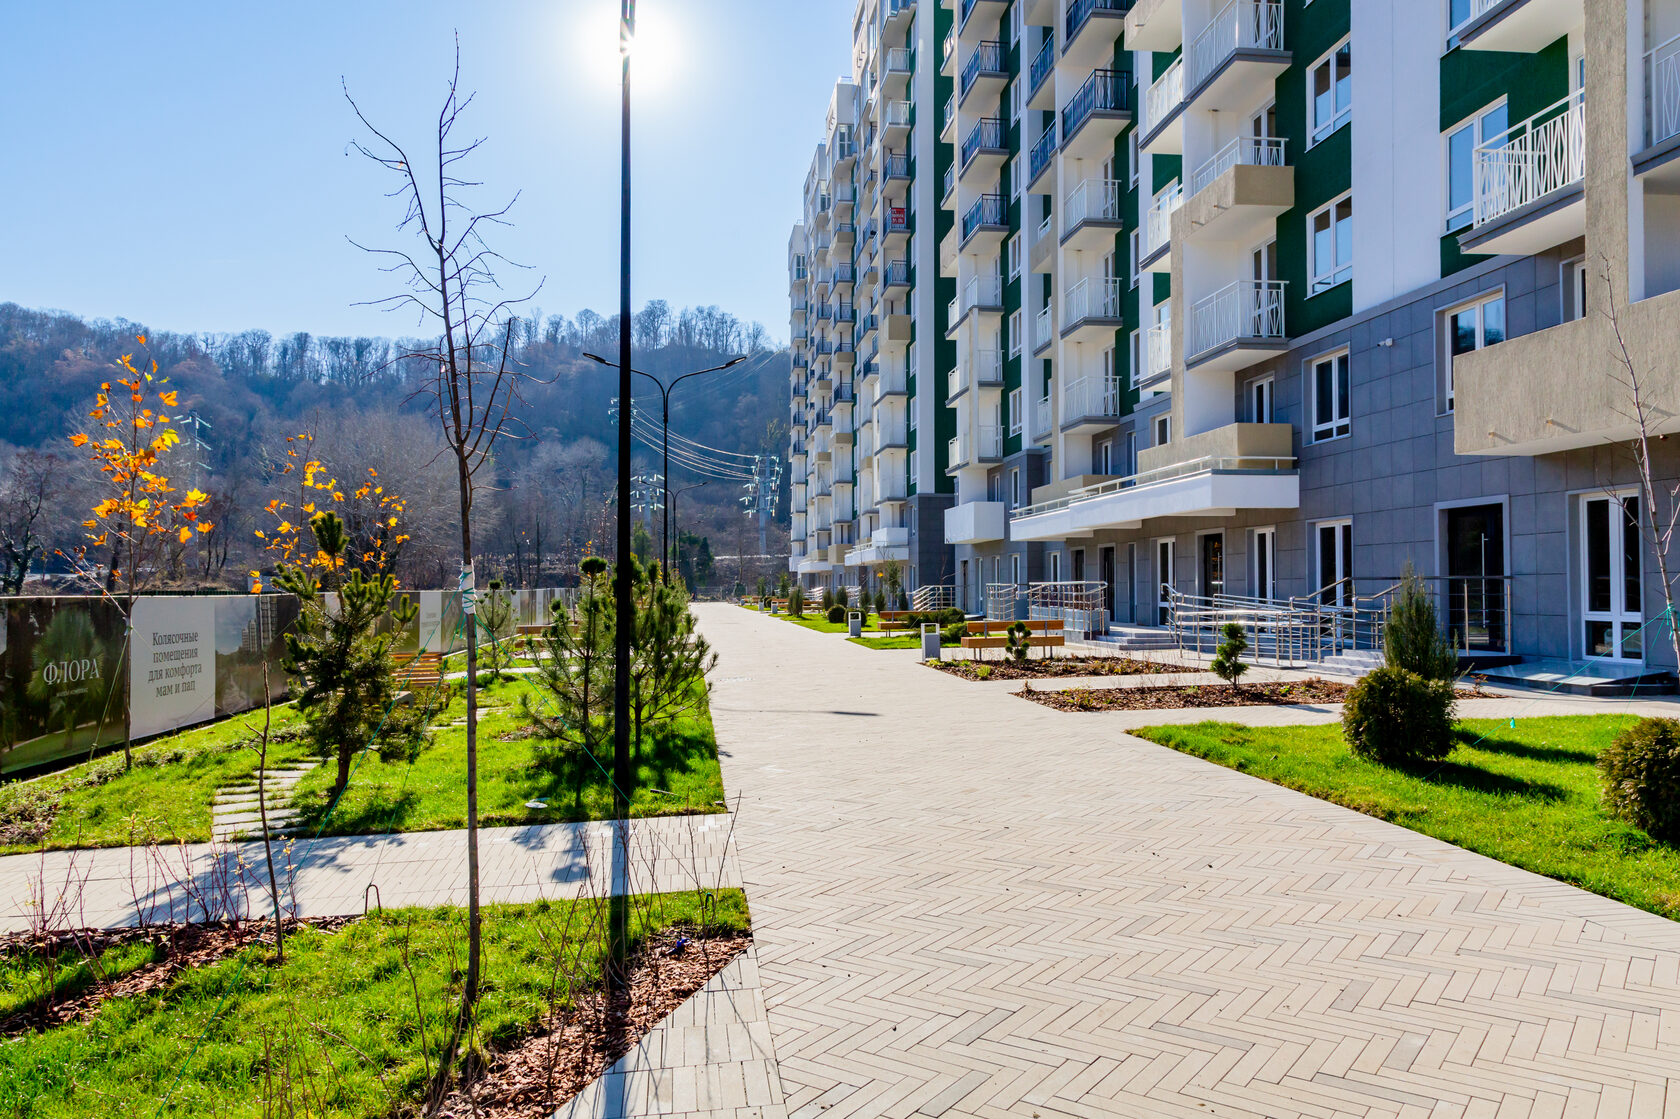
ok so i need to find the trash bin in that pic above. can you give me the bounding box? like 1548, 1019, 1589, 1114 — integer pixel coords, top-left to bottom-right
847, 610, 863, 638
920, 621, 941, 661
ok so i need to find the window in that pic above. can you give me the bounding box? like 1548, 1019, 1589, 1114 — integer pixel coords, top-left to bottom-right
1010, 79, 1022, 123
1582, 492, 1643, 660
1010, 467, 1021, 507
1128, 130, 1139, 188
988, 472, 1003, 501
909, 401, 918, 431
1154, 412, 1171, 446
1445, 101, 1507, 233
1563, 256, 1588, 321
1448, 0, 1472, 32
1096, 440, 1113, 475
1130, 230, 1141, 288
1124, 430, 1137, 475
1309, 39, 1352, 145
1007, 310, 1023, 356
1010, 0, 1022, 43
1252, 527, 1276, 600
1310, 349, 1350, 441
1308, 194, 1353, 294
1155, 538, 1175, 624
1008, 233, 1022, 278
1248, 376, 1274, 423
1316, 520, 1354, 608
1010, 552, 1021, 585
1441, 291, 1505, 411
1009, 387, 1023, 434
1011, 155, 1023, 200
909, 448, 919, 488
1128, 330, 1141, 388
1049, 551, 1061, 582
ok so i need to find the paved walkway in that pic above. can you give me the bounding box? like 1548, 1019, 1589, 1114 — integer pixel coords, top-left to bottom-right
1, 814, 738, 933
696, 604, 1680, 1119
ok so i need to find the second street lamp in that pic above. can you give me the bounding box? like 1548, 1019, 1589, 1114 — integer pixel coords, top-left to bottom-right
585, 351, 745, 571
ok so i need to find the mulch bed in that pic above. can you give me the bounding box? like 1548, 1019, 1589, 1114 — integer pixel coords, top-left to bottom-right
0, 916, 353, 1036
436, 928, 753, 1118
1019, 678, 1354, 711
931, 656, 1197, 681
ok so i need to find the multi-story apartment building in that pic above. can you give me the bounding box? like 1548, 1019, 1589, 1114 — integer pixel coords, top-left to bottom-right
791, 0, 1680, 679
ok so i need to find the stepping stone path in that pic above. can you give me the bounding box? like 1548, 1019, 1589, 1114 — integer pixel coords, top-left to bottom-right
211, 762, 319, 842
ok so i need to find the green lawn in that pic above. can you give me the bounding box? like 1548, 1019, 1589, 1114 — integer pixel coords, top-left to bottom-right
0, 707, 310, 855
1133, 715, 1680, 921
0, 891, 748, 1118
288, 675, 726, 836
779, 613, 885, 634
846, 634, 958, 650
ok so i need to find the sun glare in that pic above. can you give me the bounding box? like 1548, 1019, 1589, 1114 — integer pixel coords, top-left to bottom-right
578, 3, 680, 96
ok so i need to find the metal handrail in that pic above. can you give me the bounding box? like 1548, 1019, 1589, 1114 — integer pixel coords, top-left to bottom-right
1187, 0, 1284, 95
1013, 454, 1296, 520
1474, 88, 1585, 227
1190, 135, 1288, 196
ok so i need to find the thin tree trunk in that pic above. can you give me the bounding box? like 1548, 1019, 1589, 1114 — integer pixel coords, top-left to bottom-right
456, 454, 482, 1011
258, 664, 284, 964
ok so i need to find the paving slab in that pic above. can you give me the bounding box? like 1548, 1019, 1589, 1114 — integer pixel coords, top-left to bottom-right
696, 603, 1680, 1119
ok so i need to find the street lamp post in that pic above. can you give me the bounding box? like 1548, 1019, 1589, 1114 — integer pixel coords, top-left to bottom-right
610, 0, 636, 996
670, 479, 710, 587
585, 352, 745, 570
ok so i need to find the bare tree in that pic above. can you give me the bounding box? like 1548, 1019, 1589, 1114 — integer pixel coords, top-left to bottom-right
0, 448, 58, 594
1600, 259, 1680, 672
346, 39, 538, 1110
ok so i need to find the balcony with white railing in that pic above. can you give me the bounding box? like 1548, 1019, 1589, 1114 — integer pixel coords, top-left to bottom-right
1461, 89, 1586, 257
1060, 69, 1134, 160
1031, 393, 1054, 440
1060, 375, 1123, 432
1456, 0, 1584, 54
1139, 183, 1184, 270
1183, 0, 1287, 114
941, 29, 957, 78
1034, 304, 1055, 354
964, 273, 1005, 315
941, 94, 957, 143
1142, 323, 1172, 388
1186, 279, 1287, 371
1061, 277, 1124, 342
1645, 32, 1680, 154
882, 46, 914, 99
1140, 57, 1184, 154
1184, 135, 1292, 244
1061, 178, 1125, 251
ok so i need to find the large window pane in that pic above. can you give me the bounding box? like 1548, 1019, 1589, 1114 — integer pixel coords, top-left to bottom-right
1586, 498, 1610, 613
1624, 496, 1642, 613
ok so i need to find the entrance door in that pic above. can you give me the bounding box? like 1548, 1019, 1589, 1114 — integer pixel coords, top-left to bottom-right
1156, 538, 1176, 625
1099, 546, 1116, 624
1317, 521, 1352, 607
1445, 504, 1506, 652
1126, 542, 1137, 623
1072, 548, 1086, 583
1253, 528, 1276, 600
1582, 493, 1643, 661
1200, 534, 1225, 599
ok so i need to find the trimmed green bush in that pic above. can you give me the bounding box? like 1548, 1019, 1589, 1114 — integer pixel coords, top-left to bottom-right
826, 604, 847, 624
1598, 717, 1680, 842
821, 588, 835, 611
1341, 666, 1457, 765
1385, 565, 1458, 680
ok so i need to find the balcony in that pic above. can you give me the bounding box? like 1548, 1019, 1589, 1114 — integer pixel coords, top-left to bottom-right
1186, 279, 1287, 372
876, 359, 909, 398
1061, 178, 1124, 251
847, 525, 910, 565
1125, 0, 1181, 52
1060, 375, 1122, 433
1060, 69, 1133, 160
947, 425, 1004, 471
948, 348, 1004, 402
1062, 278, 1124, 344
1455, 0, 1584, 54
833, 261, 856, 287
944, 500, 1008, 544
1183, 0, 1287, 116
882, 0, 915, 40
1011, 430, 1297, 540
833, 182, 855, 218
942, 163, 957, 210
941, 94, 957, 144
1028, 37, 1057, 112
882, 151, 911, 193
830, 138, 856, 177
1184, 136, 1292, 245
882, 46, 914, 100
1030, 213, 1057, 273
948, 274, 1005, 336
1065, 0, 1135, 69
960, 193, 1008, 249
941, 29, 957, 78
1028, 124, 1058, 190
1642, 33, 1680, 167
1139, 183, 1183, 272
876, 415, 910, 450
1459, 90, 1585, 257
1031, 393, 1054, 440
1142, 323, 1172, 389
883, 100, 913, 145
1033, 304, 1055, 355
960, 40, 1008, 108
960, 0, 1006, 37
884, 257, 911, 292
960, 118, 1008, 187
1140, 58, 1184, 154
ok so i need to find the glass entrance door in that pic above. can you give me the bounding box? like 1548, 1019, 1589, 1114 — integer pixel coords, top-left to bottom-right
1582, 494, 1643, 661
1445, 504, 1506, 652
1200, 533, 1225, 598
1099, 546, 1116, 624
1156, 539, 1176, 625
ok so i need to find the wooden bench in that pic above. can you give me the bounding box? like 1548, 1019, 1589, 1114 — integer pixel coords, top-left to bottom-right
392, 651, 445, 687
876, 610, 922, 631
960, 618, 1066, 655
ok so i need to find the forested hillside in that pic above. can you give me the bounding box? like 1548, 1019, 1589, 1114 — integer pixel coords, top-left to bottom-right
0, 300, 790, 592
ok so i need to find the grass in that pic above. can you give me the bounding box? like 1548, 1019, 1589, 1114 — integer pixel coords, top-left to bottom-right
0, 708, 309, 856
778, 613, 884, 634
0, 891, 749, 1118
846, 634, 958, 650
1132, 715, 1680, 921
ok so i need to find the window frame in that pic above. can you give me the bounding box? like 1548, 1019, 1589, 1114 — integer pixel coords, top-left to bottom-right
1444, 99, 1507, 234
1007, 232, 1022, 279
1438, 288, 1506, 413
1307, 37, 1352, 147
1248, 375, 1275, 423
1008, 386, 1024, 434
1153, 412, 1171, 446
1308, 347, 1351, 443
1307, 192, 1353, 296
1009, 309, 1024, 356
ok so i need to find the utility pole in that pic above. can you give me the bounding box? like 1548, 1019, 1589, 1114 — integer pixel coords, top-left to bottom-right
611, 0, 635, 999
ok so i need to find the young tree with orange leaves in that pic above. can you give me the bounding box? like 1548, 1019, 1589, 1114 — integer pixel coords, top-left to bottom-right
64, 334, 213, 769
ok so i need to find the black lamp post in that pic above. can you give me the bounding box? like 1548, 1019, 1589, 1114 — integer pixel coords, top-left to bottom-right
585, 351, 745, 569
670, 479, 710, 587
610, 0, 635, 995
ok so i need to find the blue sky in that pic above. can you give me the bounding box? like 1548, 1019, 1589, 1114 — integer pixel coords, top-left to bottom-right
0, 0, 851, 343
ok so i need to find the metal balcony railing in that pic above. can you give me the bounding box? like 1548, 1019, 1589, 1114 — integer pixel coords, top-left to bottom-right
1188, 1, 1284, 96
1144, 323, 1171, 384
1029, 36, 1055, 98
1065, 178, 1124, 228
884, 100, 913, 130
961, 41, 1006, 98
943, 163, 955, 200
943, 94, 955, 135
1014, 454, 1295, 519
961, 193, 1007, 240
943, 29, 956, 71
883, 152, 910, 181
1032, 394, 1053, 439
963, 273, 1004, 313
885, 207, 912, 235
974, 348, 1003, 385
1035, 304, 1054, 350
834, 262, 856, 284
1063, 376, 1122, 423
1067, 0, 1133, 45
1029, 124, 1058, 181
835, 303, 856, 324
1143, 183, 1184, 257
961, 118, 1007, 168
1061, 69, 1133, 142
884, 258, 911, 287
1190, 135, 1287, 196
1647, 31, 1680, 147
1064, 277, 1123, 326
1143, 57, 1184, 136
1188, 279, 1287, 358
1474, 89, 1585, 228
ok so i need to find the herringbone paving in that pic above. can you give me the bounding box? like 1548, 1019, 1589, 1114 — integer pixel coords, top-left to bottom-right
696, 604, 1680, 1119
